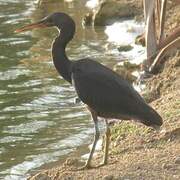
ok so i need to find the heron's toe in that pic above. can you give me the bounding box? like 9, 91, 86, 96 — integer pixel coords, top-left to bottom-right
77, 163, 93, 170
97, 161, 107, 168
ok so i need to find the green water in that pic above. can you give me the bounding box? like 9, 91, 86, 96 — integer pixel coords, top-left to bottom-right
0, 0, 118, 179
0, 0, 145, 179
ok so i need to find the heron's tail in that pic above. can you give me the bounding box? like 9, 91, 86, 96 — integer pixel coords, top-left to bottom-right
139, 104, 163, 129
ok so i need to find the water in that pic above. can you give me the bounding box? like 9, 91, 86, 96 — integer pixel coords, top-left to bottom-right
0, 0, 145, 179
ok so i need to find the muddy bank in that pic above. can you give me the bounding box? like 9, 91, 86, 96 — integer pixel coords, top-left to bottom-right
28, 52, 180, 180
28, 0, 180, 179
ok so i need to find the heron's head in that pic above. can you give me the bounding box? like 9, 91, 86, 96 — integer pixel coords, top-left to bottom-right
15, 12, 75, 33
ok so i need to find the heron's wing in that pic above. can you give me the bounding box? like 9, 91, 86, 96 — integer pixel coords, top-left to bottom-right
72, 59, 146, 118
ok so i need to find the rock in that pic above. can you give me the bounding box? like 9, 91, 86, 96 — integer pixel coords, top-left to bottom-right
64, 157, 79, 166
123, 61, 139, 70
174, 157, 180, 164
113, 62, 137, 83
117, 45, 133, 52
93, 0, 142, 26
64, 176, 74, 180
162, 163, 173, 170
64, 157, 84, 167
135, 34, 145, 46
103, 175, 114, 180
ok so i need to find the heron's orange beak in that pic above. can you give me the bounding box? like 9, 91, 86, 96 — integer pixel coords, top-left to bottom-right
15, 20, 48, 33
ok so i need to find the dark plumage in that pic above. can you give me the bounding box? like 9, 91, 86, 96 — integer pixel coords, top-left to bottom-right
72, 59, 162, 126
16, 12, 163, 169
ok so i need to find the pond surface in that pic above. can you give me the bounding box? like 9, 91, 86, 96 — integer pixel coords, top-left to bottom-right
0, 0, 145, 179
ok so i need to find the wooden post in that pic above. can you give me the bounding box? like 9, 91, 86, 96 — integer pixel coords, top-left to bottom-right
159, 0, 167, 43
144, 0, 157, 66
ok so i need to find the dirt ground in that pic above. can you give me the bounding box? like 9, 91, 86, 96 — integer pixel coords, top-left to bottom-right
28, 54, 180, 180
28, 1, 180, 179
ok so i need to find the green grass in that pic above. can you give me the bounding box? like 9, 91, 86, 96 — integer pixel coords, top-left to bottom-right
110, 122, 151, 141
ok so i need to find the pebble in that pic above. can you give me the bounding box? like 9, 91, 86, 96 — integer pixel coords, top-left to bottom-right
103, 175, 114, 180
64, 176, 74, 180
175, 157, 180, 164
162, 163, 173, 170
65, 158, 79, 166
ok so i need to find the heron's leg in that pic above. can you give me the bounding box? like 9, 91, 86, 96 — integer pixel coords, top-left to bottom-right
102, 119, 110, 165
81, 111, 100, 169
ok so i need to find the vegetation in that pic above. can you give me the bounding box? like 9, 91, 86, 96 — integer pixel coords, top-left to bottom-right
143, 0, 180, 73
28, 0, 179, 179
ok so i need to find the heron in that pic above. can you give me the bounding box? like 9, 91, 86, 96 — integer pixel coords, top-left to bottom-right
15, 12, 163, 169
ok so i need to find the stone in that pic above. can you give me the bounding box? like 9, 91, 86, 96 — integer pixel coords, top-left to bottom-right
65, 157, 79, 166
113, 62, 137, 83
64, 157, 84, 167
93, 0, 142, 26
103, 175, 114, 180
117, 45, 133, 52
135, 34, 145, 46
123, 61, 139, 70
162, 163, 173, 170
64, 176, 74, 180
174, 157, 180, 164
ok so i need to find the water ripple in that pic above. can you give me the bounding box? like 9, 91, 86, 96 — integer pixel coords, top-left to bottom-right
0, 68, 30, 80
0, 136, 32, 144
3, 120, 55, 134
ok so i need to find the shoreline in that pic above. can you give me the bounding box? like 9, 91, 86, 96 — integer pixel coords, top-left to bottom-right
28, 0, 180, 179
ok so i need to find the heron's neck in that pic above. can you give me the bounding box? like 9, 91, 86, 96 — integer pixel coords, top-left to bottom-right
52, 30, 73, 83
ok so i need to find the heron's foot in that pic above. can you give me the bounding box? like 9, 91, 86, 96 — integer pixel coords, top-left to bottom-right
77, 163, 93, 170
97, 160, 107, 168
